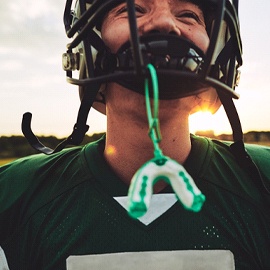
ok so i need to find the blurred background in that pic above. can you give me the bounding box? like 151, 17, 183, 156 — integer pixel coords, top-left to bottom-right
0, 0, 270, 163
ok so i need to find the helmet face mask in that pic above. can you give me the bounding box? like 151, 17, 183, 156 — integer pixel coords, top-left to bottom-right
21, 0, 246, 156
63, 0, 242, 108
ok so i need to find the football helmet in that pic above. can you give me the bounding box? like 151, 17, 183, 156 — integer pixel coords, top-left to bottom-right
63, 0, 242, 102
23, 0, 244, 153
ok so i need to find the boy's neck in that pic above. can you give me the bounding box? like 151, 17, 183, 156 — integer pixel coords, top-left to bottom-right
104, 112, 191, 192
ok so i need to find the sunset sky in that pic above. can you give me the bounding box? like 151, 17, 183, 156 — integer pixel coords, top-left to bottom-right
1, 0, 270, 138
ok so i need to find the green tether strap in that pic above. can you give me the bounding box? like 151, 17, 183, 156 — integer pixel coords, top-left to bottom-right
127, 64, 206, 219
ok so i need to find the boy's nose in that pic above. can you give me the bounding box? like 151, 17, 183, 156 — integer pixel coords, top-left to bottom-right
140, 10, 181, 36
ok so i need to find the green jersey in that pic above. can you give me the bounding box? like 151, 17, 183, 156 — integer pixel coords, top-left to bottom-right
0, 135, 269, 269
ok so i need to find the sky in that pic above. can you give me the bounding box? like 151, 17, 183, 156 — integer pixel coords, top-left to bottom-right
0, 0, 270, 138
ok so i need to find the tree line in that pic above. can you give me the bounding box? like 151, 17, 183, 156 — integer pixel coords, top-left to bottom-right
0, 131, 270, 159
195, 130, 270, 144
0, 133, 105, 158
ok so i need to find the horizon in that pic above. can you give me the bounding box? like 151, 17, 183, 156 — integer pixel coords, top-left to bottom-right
1, 1, 270, 137
1, 126, 270, 139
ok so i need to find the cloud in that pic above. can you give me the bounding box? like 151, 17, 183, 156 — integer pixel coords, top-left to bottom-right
1, 1, 64, 30
0, 0, 66, 51
0, 1, 69, 100
0, 61, 23, 71
9, 1, 58, 21
0, 0, 68, 86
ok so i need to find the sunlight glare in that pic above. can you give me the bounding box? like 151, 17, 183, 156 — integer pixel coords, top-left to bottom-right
189, 110, 232, 135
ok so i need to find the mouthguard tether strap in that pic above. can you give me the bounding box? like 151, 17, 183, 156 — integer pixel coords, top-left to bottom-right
127, 64, 206, 219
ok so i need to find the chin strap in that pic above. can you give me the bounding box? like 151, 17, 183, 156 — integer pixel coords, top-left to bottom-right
218, 92, 270, 194
218, 91, 252, 163
21, 85, 99, 155
127, 64, 206, 219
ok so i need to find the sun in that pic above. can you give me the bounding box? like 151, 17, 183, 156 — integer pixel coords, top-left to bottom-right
189, 110, 232, 135
189, 111, 214, 133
